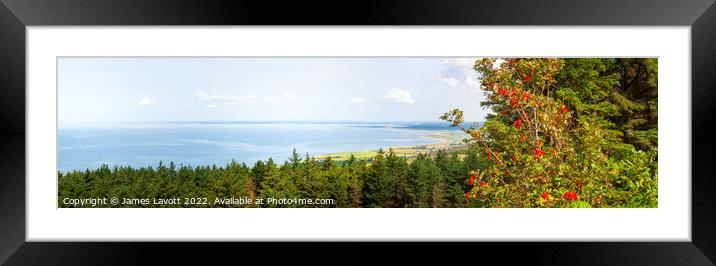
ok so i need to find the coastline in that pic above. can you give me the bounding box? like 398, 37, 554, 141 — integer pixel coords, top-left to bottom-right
316, 128, 469, 161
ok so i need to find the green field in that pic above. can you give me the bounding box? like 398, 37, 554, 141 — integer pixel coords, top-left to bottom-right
316, 129, 469, 161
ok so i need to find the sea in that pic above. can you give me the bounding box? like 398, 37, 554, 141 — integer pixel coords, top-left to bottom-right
57, 121, 474, 172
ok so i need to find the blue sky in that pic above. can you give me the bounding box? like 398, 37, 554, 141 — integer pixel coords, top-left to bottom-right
58, 57, 488, 125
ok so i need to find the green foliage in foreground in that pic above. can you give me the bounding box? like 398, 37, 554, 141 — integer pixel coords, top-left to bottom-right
59, 147, 488, 208
441, 58, 658, 208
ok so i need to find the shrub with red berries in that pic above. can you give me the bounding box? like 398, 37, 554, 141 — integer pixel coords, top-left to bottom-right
442, 58, 658, 208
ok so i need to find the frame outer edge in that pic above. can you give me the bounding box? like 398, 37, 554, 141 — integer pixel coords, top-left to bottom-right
691, 0, 716, 263
0, 0, 25, 134
0, 0, 714, 25
0, 0, 26, 264
0, 0, 713, 264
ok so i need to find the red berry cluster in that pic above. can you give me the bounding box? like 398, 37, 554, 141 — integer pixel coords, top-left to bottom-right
563, 191, 578, 201
540, 191, 550, 199
465, 175, 489, 202
533, 148, 546, 160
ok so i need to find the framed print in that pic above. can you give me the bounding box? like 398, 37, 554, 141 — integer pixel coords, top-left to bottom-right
1, 0, 715, 264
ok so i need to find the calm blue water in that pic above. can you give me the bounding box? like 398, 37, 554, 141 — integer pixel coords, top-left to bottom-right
58, 122, 464, 172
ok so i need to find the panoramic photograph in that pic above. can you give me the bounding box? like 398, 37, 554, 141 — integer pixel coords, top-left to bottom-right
57, 57, 658, 208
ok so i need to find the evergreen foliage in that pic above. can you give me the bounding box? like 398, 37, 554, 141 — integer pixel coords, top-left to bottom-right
58, 146, 486, 208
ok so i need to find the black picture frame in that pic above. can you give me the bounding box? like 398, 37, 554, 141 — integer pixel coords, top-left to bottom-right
1, 0, 714, 264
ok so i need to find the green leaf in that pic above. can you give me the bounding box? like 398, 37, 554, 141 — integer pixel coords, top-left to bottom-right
569, 201, 591, 208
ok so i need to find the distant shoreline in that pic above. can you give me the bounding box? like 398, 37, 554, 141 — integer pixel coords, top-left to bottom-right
316, 128, 469, 161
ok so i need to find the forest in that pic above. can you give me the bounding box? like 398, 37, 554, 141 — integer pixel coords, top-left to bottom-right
58, 58, 658, 208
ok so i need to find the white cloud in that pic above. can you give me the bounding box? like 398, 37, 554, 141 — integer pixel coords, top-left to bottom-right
263, 96, 278, 104
438, 58, 481, 91
350, 97, 366, 104
197, 90, 210, 98
196, 90, 259, 107
137, 97, 154, 106
465, 76, 481, 89
384, 88, 415, 104
441, 77, 460, 88
281, 91, 295, 99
